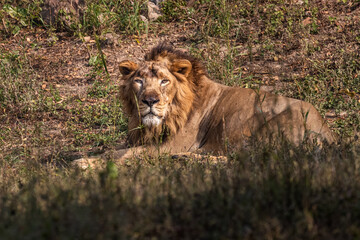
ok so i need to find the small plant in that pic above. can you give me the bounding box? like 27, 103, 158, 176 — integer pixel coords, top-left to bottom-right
263, 4, 286, 37
66, 98, 127, 147
309, 7, 319, 34
0, 1, 43, 37
201, 0, 233, 38
192, 43, 259, 88
0, 50, 44, 116
79, 0, 147, 36
88, 53, 105, 77
286, 51, 360, 137
160, 0, 190, 22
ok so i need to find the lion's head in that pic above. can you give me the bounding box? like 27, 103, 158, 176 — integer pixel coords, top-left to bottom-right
119, 44, 207, 145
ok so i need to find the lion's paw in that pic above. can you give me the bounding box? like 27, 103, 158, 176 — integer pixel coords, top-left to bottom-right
71, 156, 104, 170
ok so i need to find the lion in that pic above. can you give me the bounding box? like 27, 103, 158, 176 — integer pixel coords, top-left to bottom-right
72, 44, 336, 168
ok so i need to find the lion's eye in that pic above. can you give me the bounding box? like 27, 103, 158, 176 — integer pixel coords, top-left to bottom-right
161, 79, 169, 86
134, 79, 143, 85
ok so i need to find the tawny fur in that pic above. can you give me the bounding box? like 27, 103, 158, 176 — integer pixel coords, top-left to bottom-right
118, 44, 336, 152
72, 44, 337, 169
119, 44, 203, 145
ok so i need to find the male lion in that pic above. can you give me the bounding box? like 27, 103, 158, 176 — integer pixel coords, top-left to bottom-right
73, 44, 336, 168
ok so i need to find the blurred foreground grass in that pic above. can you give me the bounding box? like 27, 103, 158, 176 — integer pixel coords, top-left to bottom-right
1, 143, 360, 239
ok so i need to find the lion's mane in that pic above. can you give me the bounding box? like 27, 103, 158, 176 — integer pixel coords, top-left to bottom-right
119, 44, 207, 145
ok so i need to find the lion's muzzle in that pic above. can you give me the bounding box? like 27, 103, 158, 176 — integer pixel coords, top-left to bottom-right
141, 96, 159, 107
139, 93, 165, 127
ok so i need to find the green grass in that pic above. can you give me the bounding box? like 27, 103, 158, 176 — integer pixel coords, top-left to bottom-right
0, 50, 44, 116
0, 1, 43, 37
1, 0, 360, 239
288, 50, 360, 137
66, 97, 127, 148
79, 0, 147, 35
159, 0, 190, 22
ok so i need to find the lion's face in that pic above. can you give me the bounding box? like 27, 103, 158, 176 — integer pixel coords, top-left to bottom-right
128, 61, 179, 127
119, 56, 195, 144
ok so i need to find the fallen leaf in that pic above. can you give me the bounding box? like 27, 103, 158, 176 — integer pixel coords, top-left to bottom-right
302, 17, 312, 26
84, 36, 91, 42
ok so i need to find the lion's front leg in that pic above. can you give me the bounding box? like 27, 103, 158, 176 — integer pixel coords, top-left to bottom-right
71, 156, 105, 170
71, 147, 143, 169
172, 152, 228, 163
71, 147, 228, 169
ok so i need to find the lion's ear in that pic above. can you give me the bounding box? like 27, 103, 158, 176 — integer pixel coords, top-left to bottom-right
171, 59, 192, 77
119, 60, 138, 76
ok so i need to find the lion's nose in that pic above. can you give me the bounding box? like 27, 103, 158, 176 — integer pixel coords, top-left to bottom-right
142, 97, 159, 107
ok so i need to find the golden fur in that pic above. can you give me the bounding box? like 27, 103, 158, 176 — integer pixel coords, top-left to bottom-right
118, 44, 336, 152
72, 44, 336, 168
119, 44, 204, 145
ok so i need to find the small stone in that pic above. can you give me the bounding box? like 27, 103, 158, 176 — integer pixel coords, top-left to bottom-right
302, 17, 312, 26
83, 36, 91, 42
260, 85, 275, 93
104, 33, 115, 45
140, 15, 148, 23
147, 1, 162, 21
